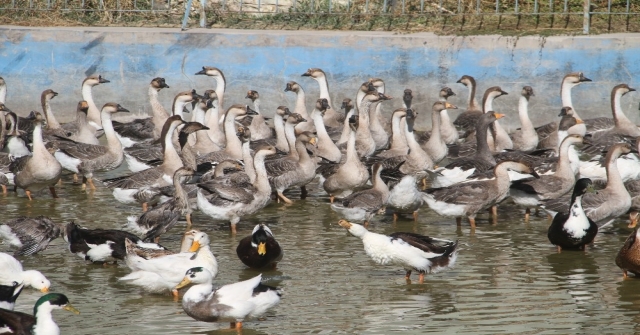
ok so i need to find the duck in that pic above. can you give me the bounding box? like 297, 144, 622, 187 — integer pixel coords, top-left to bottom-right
310, 98, 342, 163
124, 229, 198, 261
120, 231, 217, 297
63, 221, 166, 263
9, 113, 62, 200
452, 75, 481, 133
54, 102, 129, 190
0, 252, 50, 292
284, 81, 314, 133
175, 268, 282, 330
385, 170, 426, 222
236, 223, 283, 269
337, 219, 459, 283
111, 77, 171, 144
0, 293, 79, 335
0, 216, 61, 256
197, 144, 277, 234
330, 163, 389, 226
542, 143, 634, 226
302, 68, 341, 128
267, 132, 318, 204
615, 228, 640, 278
509, 86, 538, 151
423, 160, 539, 228
0, 282, 22, 310
244, 90, 272, 141
125, 167, 196, 243
547, 178, 598, 252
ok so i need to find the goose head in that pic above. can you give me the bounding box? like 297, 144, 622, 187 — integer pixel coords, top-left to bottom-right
563, 72, 592, 88
337, 219, 368, 238
613, 83, 636, 97
245, 90, 259, 101
77, 101, 89, 115
349, 114, 359, 132
297, 131, 318, 147
276, 106, 291, 117
101, 102, 129, 115
403, 89, 414, 108
175, 267, 214, 290
254, 144, 278, 158
439, 87, 456, 99
203, 89, 218, 101
284, 81, 301, 93
301, 68, 327, 80
150, 77, 169, 91
83, 75, 109, 87
456, 75, 476, 87
560, 134, 584, 147
482, 86, 508, 112
315, 98, 330, 114
41, 89, 58, 101
392, 107, 408, 120
251, 223, 275, 255
433, 101, 458, 113
0, 102, 12, 114
341, 98, 353, 112
362, 90, 392, 104
285, 113, 307, 126
172, 90, 201, 115
521, 86, 535, 99
226, 104, 257, 121
236, 126, 251, 143
180, 121, 209, 135
33, 293, 79, 316
368, 78, 385, 92
359, 81, 375, 94
195, 66, 225, 81
215, 159, 244, 176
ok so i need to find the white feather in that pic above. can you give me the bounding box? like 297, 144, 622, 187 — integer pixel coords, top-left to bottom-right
54, 151, 81, 173
124, 153, 152, 173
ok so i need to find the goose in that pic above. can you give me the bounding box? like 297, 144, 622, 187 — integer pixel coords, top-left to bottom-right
430, 112, 503, 188
330, 163, 389, 226
424, 101, 458, 164
452, 75, 481, 133
40, 89, 69, 141
111, 77, 170, 144
61, 101, 98, 145
0, 103, 6, 150
336, 81, 375, 145
236, 223, 283, 269
339, 90, 390, 158
510, 86, 538, 151
615, 228, 640, 278
196, 144, 277, 234
542, 143, 634, 226
64, 221, 166, 263
0, 281, 22, 310
302, 68, 341, 128
104, 115, 185, 206
196, 105, 258, 165
537, 106, 585, 167
9, 113, 62, 200
547, 178, 598, 252
0, 252, 50, 292
310, 98, 341, 163
120, 231, 217, 297
175, 269, 282, 330
0, 77, 5, 104
395, 108, 434, 174
423, 160, 539, 228
368, 78, 391, 149
321, 116, 369, 202
375, 107, 410, 159
333, 98, 355, 144
2, 111, 30, 157
179, 121, 211, 171
0, 293, 79, 335
337, 220, 459, 283
82, 74, 110, 131
264, 113, 307, 161
284, 81, 314, 133
250, 106, 290, 152
508, 134, 584, 219
198, 90, 226, 149
188, 95, 220, 155
0, 216, 61, 256
54, 102, 129, 190
125, 167, 196, 243
267, 132, 317, 204
244, 90, 272, 141
195, 66, 226, 124
437, 87, 458, 144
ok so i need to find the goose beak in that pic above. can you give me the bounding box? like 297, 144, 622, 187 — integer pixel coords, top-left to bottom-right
301, 72, 311, 77
445, 102, 458, 109
188, 240, 201, 252
337, 219, 352, 229
98, 77, 110, 84
40, 287, 49, 293
63, 304, 80, 315
195, 68, 207, 75
52, 91, 59, 97
494, 113, 505, 119
580, 76, 592, 82
257, 242, 267, 256
309, 137, 318, 146
500, 90, 508, 95
174, 277, 192, 290
117, 105, 130, 113
629, 87, 637, 92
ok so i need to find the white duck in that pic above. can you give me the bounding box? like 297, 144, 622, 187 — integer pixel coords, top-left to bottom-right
0, 252, 50, 292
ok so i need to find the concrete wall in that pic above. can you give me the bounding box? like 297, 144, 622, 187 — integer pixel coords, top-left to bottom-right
1, 26, 639, 131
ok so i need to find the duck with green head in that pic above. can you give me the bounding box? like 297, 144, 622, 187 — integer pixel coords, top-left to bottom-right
0, 293, 79, 335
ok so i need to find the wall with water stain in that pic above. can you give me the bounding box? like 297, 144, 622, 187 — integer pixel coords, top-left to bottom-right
1, 26, 639, 130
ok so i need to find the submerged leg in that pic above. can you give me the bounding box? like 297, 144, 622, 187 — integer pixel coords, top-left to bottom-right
525, 208, 531, 222
278, 191, 293, 204
405, 270, 412, 280
413, 211, 419, 222
73, 173, 79, 183
456, 217, 462, 227
393, 213, 398, 223
25, 190, 32, 201
468, 217, 476, 229
186, 213, 193, 229
629, 211, 639, 228
557, 245, 562, 253
418, 272, 425, 284
142, 202, 148, 212
1, 185, 6, 194
172, 289, 179, 301
81, 176, 87, 190
300, 186, 308, 199
623, 270, 628, 279
49, 186, 58, 198
88, 178, 96, 190
491, 206, 498, 224
230, 222, 237, 235
330, 195, 335, 204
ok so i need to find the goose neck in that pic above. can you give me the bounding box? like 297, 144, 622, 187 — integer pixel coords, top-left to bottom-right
223, 113, 242, 158
518, 96, 534, 132
311, 110, 331, 141
561, 81, 582, 119
556, 141, 576, 176
32, 122, 47, 155
345, 128, 358, 163
336, 109, 355, 145
0, 84, 6, 104
389, 114, 407, 151
162, 123, 183, 169
274, 114, 288, 152
611, 89, 634, 130
252, 153, 271, 193
295, 140, 312, 164
475, 122, 494, 163
372, 167, 388, 194
284, 122, 298, 159
467, 83, 479, 110
193, 104, 206, 124
149, 87, 169, 130
606, 152, 625, 191
42, 98, 60, 129
82, 83, 102, 129
101, 111, 122, 153
253, 98, 261, 115
294, 88, 308, 118
355, 90, 366, 115
214, 76, 225, 109
315, 76, 332, 107
172, 100, 187, 119
242, 141, 256, 183
427, 110, 443, 145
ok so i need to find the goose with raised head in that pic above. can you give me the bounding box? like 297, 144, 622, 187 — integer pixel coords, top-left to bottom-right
111, 77, 170, 144
60, 101, 98, 145
197, 144, 277, 234
104, 115, 185, 206
195, 66, 226, 123
509, 134, 584, 219
250, 106, 290, 152
302, 68, 341, 128
2, 111, 30, 157
197, 105, 258, 165
9, 113, 61, 200
284, 81, 314, 133
423, 161, 539, 228
333, 98, 355, 144
373, 108, 410, 159
616, 228, 640, 278
0, 252, 50, 292
267, 132, 318, 204
78, 74, 110, 133
245, 90, 272, 141
424, 101, 458, 164
330, 163, 390, 226
199, 89, 226, 149
266, 113, 307, 161
418, 87, 457, 145
537, 106, 584, 156
54, 103, 129, 190
336, 81, 374, 145
189, 95, 221, 155
0, 293, 79, 335
236, 223, 283, 269
120, 231, 217, 297
175, 269, 281, 330
39, 89, 69, 141
510, 86, 539, 151
535, 72, 591, 139
542, 143, 634, 227
337, 219, 459, 284
397, 108, 434, 174
311, 98, 341, 163
453, 75, 481, 133
547, 178, 598, 252
0, 216, 61, 256
339, 90, 390, 158
368, 77, 391, 148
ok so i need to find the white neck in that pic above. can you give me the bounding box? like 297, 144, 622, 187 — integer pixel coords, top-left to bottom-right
294, 88, 309, 119
612, 90, 637, 134
223, 112, 242, 159
426, 110, 443, 147
183, 281, 214, 304
34, 304, 60, 335
253, 98, 261, 115
0, 84, 6, 104
518, 96, 535, 135
311, 110, 332, 145
345, 127, 358, 164
101, 111, 122, 153
193, 103, 206, 124
173, 100, 187, 119
284, 121, 298, 159
32, 122, 47, 155
253, 152, 272, 194
405, 119, 433, 168
336, 108, 355, 145
43, 98, 60, 129
315, 76, 332, 107
606, 152, 625, 192
162, 122, 183, 170
371, 167, 388, 194
242, 141, 256, 184
389, 113, 408, 151
355, 90, 366, 115
556, 140, 575, 177
214, 76, 226, 109
82, 84, 102, 129
149, 87, 169, 120
561, 81, 582, 119
273, 113, 288, 152
467, 84, 479, 110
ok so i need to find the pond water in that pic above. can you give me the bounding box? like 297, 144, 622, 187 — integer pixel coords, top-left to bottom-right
2, 164, 640, 334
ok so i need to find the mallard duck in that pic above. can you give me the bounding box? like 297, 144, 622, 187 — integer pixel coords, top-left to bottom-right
0, 293, 79, 335
547, 178, 598, 252
616, 228, 640, 278
0, 216, 61, 256
175, 268, 282, 330
337, 220, 458, 283
0, 281, 22, 310
63, 221, 166, 263
236, 224, 283, 269
120, 231, 217, 297
0, 252, 50, 292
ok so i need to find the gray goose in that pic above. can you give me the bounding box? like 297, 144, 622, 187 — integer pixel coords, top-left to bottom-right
423, 101, 458, 164
284, 81, 314, 133
338, 90, 391, 158
310, 98, 341, 163
195, 66, 226, 124
61, 75, 110, 143
302, 68, 341, 128
3, 111, 30, 157
368, 77, 391, 149
509, 86, 538, 152
190, 94, 221, 155
250, 106, 290, 152
196, 105, 257, 165
0, 216, 61, 256
40, 89, 69, 141
418, 87, 456, 145
452, 75, 481, 133
267, 131, 318, 204
61, 101, 97, 145
54, 103, 130, 190
333, 97, 355, 144
245, 90, 272, 141
535, 72, 591, 139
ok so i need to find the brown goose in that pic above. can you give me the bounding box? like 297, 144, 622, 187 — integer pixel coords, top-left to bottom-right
284, 81, 314, 133
302, 68, 341, 128
245, 90, 272, 141
452, 75, 481, 132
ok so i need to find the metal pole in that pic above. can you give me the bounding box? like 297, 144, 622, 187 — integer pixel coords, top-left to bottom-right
549, 0, 553, 12
420, 0, 424, 13
275, 0, 278, 13
329, 0, 332, 13
534, 0, 538, 13
563, 0, 567, 12
222, 0, 226, 11
607, 0, 611, 13
200, 0, 205, 27
181, 0, 193, 30
439, 0, 442, 13
476, 0, 480, 14
515, 0, 518, 13
495, 0, 498, 13
365, 0, 369, 13
383, 0, 387, 13
258, 0, 261, 12
583, 0, 590, 34
402, 0, 405, 14
457, 0, 460, 14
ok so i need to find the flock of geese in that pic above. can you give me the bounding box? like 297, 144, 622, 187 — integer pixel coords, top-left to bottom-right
1, 67, 640, 333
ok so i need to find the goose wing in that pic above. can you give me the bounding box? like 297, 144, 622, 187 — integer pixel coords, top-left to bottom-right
582, 133, 636, 156
113, 118, 154, 141
342, 189, 383, 211
6, 216, 61, 256
535, 121, 558, 140
510, 175, 564, 197
443, 156, 494, 173
125, 143, 163, 163
199, 181, 255, 203
585, 117, 614, 133
389, 232, 455, 254
136, 201, 181, 243
425, 181, 493, 204
58, 141, 108, 160
453, 110, 482, 131
102, 166, 164, 189
265, 157, 298, 176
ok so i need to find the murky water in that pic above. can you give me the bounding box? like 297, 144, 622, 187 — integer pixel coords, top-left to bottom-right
2, 163, 640, 334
